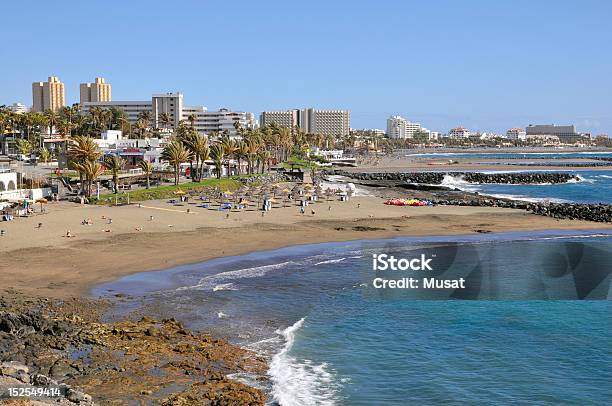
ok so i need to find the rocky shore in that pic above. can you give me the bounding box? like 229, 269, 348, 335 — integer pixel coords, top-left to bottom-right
327, 170, 578, 185
0, 291, 267, 405
324, 170, 611, 223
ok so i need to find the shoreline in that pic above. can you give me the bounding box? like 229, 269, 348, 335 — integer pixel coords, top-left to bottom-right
1, 197, 611, 299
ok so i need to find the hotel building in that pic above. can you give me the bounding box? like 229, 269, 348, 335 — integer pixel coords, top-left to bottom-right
525, 124, 580, 142
7, 103, 28, 114
260, 108, 350, 136
386, 115, 423, 139
506, 128, 527, 141
81, 92, 255, 136
448, 127, 471, 138
80, 77, 112, 104
32, 76, 65, 112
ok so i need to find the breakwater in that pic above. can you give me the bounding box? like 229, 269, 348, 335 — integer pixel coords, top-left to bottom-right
431, 198, 611, 223
327, 170, 578, 185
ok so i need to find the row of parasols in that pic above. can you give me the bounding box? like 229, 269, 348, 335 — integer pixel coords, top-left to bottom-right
171, 183, 351, 210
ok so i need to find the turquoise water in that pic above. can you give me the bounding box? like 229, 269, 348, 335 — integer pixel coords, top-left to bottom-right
95, 231, 612, 405
439, 170, 611, 204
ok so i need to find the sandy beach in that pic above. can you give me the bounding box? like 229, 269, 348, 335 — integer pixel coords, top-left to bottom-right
1, 196, 610, 299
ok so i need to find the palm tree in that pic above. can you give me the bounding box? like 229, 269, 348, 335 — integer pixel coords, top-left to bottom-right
38, 147, 51, 163
159, 112, 172, 130
220, 134, 236, 177
245, 138, 260, 175
137, 111, 152, 129
15, 138, 32, 156
73, 160, 104, 198
44, 109, 59, 146
209, 144, 224, 179
104, 155, 125, 193
139, 160, 154, 189
183, 133, 209, 181
162, 140, 190, 185
69, 136, 102, 195
258, 150, 272, 173
234, 140, 248, 175
187, 114, 196, 128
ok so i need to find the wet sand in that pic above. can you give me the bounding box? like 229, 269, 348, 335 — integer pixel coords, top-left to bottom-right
1, 196, 610, 298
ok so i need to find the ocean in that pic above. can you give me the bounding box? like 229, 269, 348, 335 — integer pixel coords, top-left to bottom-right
398, 151, 611, 203
94, 230, 612, 405
439, 169, 611, 204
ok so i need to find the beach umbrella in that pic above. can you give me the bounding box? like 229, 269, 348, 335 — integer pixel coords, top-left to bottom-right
36, 198, 48, 211
173, 190, 186, 195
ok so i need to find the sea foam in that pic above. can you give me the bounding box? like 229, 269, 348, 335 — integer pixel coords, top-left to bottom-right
269, 318, 340, 406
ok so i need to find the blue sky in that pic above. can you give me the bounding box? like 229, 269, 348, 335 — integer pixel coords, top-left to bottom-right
1, 0, 611, 134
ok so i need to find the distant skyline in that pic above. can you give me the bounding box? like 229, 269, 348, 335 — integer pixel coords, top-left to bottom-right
1, 0, 611, 135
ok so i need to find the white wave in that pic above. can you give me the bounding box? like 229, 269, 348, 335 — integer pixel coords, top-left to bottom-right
217, 312, 229, 319
213, 283, 237, 291
176, 261, 294, 291
487, 193, 568, 203
594, 174, 612, 179
570, 175, 594, 184
439, 174, 480, 192
315, 257, 348, 266
269, 318, 340, 406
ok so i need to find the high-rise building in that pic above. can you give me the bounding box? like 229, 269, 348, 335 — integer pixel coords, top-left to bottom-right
80, 77, 112, 104
81, 92, 255, 136
32, 76, 65, 112
260, 110, 299, 129
300, 108, 350, 136
152, 92, 184, 129
386, 116, 423, 139
260, 108, 350, 136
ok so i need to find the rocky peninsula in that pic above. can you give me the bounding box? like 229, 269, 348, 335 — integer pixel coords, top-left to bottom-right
0, 291, 267, 405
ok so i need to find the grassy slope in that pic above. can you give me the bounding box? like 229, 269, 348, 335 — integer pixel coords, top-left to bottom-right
90, 177, 243, 204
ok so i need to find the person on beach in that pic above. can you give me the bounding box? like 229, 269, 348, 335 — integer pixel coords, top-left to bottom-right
66, 230, 73, 238
300, 206, 305, 215
311, 209, 316, 216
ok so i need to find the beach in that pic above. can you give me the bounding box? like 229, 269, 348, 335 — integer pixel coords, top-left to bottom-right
1, 195, 610, 299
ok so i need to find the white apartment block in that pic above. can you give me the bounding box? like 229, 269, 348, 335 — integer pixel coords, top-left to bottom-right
448, 127, 471, 138
506, 128, 527, 141
81, 92, 255, 136
183, 106, 256, 135
386, 116, 423, 139
260, 108, 350, 136
7, 103, 28, 114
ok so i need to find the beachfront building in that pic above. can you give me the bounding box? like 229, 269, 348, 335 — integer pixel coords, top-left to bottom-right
448, 127, 471, 138
32, 76, 65, 112
260, 108, 350, 136
526, 124, 580, 143
260, 110, 299, 129
81, 92, 255, 136
7, 103, 28, 114
506, 128, 527, 141
80, 77, 112, 104
183, 106, 256, 136
386, 116, 423, 139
